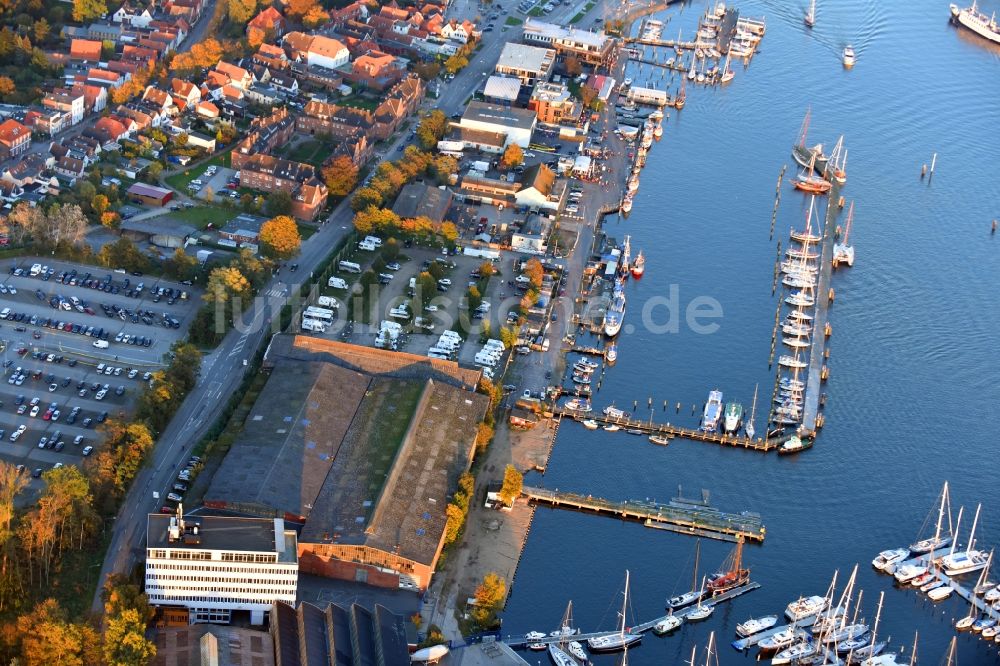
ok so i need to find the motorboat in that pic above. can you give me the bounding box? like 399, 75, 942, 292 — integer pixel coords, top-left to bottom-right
652, 615, 682, 634
920, 578, 944, 593
778, 435, 813, 455
564, 399, 591, 412
573, 362, 595, 374
722, 402, 743, 433
701, 390, 724, 431
525, 631, 547, 650
928, 585, 954, 601
871, 548, 908, 572
649, 435, 670, 445
783, 337, 811, 349
759, 628, 805, 652
605, 343, 617, 364
576, 358, 599, 370
580, 419, 599, 430
547, 644, 576, 666
940, 549, 989, 576
630, 250, 645, 278
735, 615, 778, 637
785, 595, 828, 622
785, 291, 815, 307
893, 564, 927, 584
843, 45, 856, 67
779, 355, 807, 369
909, 572, 935, 587
567, 642, 587, 662
773, 641, 818, 665
603, 424, 621, 432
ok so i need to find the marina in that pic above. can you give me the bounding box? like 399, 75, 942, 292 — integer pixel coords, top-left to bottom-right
521, 485, 766, 543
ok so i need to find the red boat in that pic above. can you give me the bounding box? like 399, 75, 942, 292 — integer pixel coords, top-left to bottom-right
630, 250, 645, 278
706, 538, 750, 594
793, 174, 832, 194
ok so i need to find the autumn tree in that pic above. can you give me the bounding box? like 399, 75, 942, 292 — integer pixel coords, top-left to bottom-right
415, 110, 448, 150
500, 143, 524, 171
163, 247, 199, 281
259, 215, 301, 259
17, 599, 87, 666
73, 0, 107, 22
302, 5, 329, 27
91, 193, 109, 217
499, 325, 519, 349
170, 38, 224, 73
227, 0, 258, 24
0, 76, 14, 97
100, 212, 121, 229
204, 266, 251, 304
444, 53, 468, 74
431, 154, 458, 184
440, 221, 458, 243
7, 202, 88, 248
351, 186, 384, 212
286, 0, 321, 19
102, 575, 155, 666
564, 55, 583, 77
265, 190, 292, 216
0, 462, 27, 611
412, 61, 441, 81
471, 573, 506, 628
33, 18, 50, 44
98, 237, 150, 273
498, 464, 522, 506
322, 155, 359, 197
523, 258, 544, 288
478, 261, 495, 278
352, 206, 400, 235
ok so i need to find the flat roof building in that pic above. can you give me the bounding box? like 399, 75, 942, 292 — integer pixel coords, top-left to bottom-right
145, 511, 298, 625
458, 101, 536, 148
483, 75, 522, 104
391, 182, 454, 224
495, 42, 555, 85
522, 18, 613, 65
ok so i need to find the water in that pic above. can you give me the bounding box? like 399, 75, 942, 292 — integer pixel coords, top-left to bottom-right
501, 0, 1000, 662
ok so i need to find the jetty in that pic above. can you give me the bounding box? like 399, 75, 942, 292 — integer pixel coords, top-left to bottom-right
554, 407, 783, 451
884, 548, 1000, 623
800, 183, 840, 433
522, 486, 766, 543
505, 582, 760, 648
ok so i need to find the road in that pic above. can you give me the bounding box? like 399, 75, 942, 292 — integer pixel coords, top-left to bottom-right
89, 1, 538, 610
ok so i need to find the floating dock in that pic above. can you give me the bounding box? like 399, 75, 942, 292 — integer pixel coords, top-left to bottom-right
553, 407, 784, 451
800, 183, 840, 433
522, 486, 766, 543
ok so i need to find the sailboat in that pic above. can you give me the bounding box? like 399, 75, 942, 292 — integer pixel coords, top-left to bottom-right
805, 0, 816, 27
793, 151, 833, 194
675, 78, 686, 109
909, 481, 953, 553
686, 576, 714, 620
833, 201, 856, 267
667, 540, 703, 609
826, 135, 848, 184
587, 571, 642, 653
849, 591, 887, 663
745, 384, 758, 439
792, 108, 830, 173
706, 538, 750, 594
937, 502, 989, 575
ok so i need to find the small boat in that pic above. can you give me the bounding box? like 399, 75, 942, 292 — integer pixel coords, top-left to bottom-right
652, 123, 663, 139
973, 617, 997, 632
525, 631, 547, 649
565, 399, 592, 412
603, 424, 621, 432
630, 250, 645, 278
783, 323, 812, 336
985, 585, 1000, 601
576, 358, 599, 369
792, 110, 830, 172
982, 625, 999, 639
722, 402, 743, 434
773, 641, 818, 665
936, 504, 989, 575
701, 389, 724, 431
920, 579, 943, 593
745, 384, 758, 439
652, 614, 682, 634
571, 373, 592, 385
787, 309, 814, 321
567, 641, 587, 662
580, 419, 599, 430
793, 172, 833, 194
587, 571, 643, 653
573, 363, 595, 374
649, 435, 670, 445
785, 292, 815, 307
626, 428, 644, 435
843, 45, 856, 67
785, 595, 828, 622
778, 435, 813, 455
783, 337, 811, 349
759, 628, 804, 652
736, 615, 778, 638
893, 564, 927, 584
621, 197, 632, 214
623, 77, 633, 86
547, 644, 576, 666
837, 635, 870, 654
928, 585, 954, 601
605, 343, 617, 364
779, 355, 807, 369
955, 615, 976, 631
909, 572, 935, 587
871, 548, 909, 572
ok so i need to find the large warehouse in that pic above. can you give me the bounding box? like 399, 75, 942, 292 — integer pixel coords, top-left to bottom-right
457, 101, 537, 148
126, 182, 174, 206
205, 336, 488, 591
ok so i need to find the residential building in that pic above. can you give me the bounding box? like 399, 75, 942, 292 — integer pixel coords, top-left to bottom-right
307, 35, 351, 70
512, 211, 552, 254
70, 82, 108, 113
169, 78, 201, 109
528, 81, 579, 124
69, 39, 102, 62
185, 132, 215, 151
42, 89, 85, 127
0, 119, 31, 161
214, 62, 253, 90
24, 109, 65, 136
296, 75, 423, 142
112, 3, 154, 27
247, 6, 286, 38
521, 18, 613, 66
219, 213, 267, 244
237, 154, 328, 221
347, 50, 406, 90
440, 18, 476, 42
458, 101, 536, 148
231, 107, 295, 167
145, 511, 298, 625
494, 42, 555, 85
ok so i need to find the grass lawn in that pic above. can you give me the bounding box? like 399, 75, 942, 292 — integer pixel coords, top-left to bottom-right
528, 6, 543, 16
283, 140, 334, 168
570, 12, 584, 22
296, 223, 317, 241
168, 205, 236, 230
339, 96, 379, 112
505, 15, 523, 25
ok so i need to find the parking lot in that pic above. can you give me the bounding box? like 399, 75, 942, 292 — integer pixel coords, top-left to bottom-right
187, 164, 240, 203
0, 258, 201, 498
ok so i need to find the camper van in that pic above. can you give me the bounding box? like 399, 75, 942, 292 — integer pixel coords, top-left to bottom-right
358, 240, 377, 251
338, 261, 361, 274
317, 296, 340, 309
427, 347, 452, 360
301, 319, 327, 333
327, 276, 348, 289
364, 236, 383, 247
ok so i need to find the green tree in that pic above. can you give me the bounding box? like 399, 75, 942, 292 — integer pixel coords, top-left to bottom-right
499, 325, 519, 348
72, 0, 107, 22
498, 464, 522, 506
91, 193, 109, 217
431, 154, 458, 184
416, 271, 437, 307
466, 285, 482, 312
32, 17, 49, 43
259, 215, 301, 259
381, 238, 400, 262
265, 190, 293, 216
163, 247, 199, 282
471, 573, 506, 628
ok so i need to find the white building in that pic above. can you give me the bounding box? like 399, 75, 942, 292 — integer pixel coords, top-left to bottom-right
306, 35, 351, 70
458, 101, 536, 148
495, 42, 555, 86
145, 511, 298, 625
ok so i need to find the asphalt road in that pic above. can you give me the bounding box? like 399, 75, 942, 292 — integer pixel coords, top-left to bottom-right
90, 1, 592, 611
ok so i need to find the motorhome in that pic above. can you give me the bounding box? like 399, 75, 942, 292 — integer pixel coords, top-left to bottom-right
338, 261, 361, 273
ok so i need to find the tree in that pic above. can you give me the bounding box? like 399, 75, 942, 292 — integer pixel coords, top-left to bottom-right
440, 221, 458, 243
0, 76, 13, 97
302, 4, 329, 26
91, 193, 109, 217
100, 212, 120, 229
145, 161, 163, 181
170, 38, 224, 72
412, 61, 441, 81
444, 53, 468, 75
382, 238, 400, 262
416, 271, 437, 307
265, 190, 292, 217
352, 207, 399, 235
564, 55, 583, 77
72, 0, 107, 22
499, 325, 519, 349
227, 0, 257, 24
321, 155, 359, 197
498, 464, 522, 506
478, 261, 495, 278
471, 573, 506, 628
32, 17, 49, 43
104, 607, 155, 666
98, 238, 149, 273
286, 0, 321, 19
431, 154, 458, 184
164, 247, 199, 281
579, 84, 599, 110
351, 186, 383, 212
443, 503, 464, 545
204, 266, 251, 304
240, 193, 256, 212
415, 110, 448, 150
500, 143, 523, 171
17, 599, 86, 666
466, 285, 482, 312
523, 258, 544, 288
259, 215, 301, 259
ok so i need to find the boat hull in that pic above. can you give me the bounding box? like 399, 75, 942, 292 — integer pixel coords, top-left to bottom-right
586, 633, 641, 653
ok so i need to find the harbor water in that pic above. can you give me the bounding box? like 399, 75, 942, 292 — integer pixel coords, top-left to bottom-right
501, 0, 1000, 662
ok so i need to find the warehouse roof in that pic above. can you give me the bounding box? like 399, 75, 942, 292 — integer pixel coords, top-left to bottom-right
126, 182, 173, 198
495, 42, 555, 74
483, 75, 521, 102
462, 101, 536, 131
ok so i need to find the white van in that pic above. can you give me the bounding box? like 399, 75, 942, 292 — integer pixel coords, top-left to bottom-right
364, 235, 383, 247
29, 264, 41, 276
328, 276, 348, 289
317, 296, 340, 308
0, 308, 9, 319
96, 363, 106, 373
338, 261, 361, 273
439, 331, 462, 341
358, 240, 377, 251
92, 340, 109, 349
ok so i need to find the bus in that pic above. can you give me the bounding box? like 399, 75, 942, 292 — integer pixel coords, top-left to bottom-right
303, 306, 335, 326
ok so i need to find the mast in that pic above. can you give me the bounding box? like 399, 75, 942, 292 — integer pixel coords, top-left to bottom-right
620, 570, 629, 639
798, 107, 812, 147
943, 636, 957, 666
908, 630, 918, 666
692, 539, 701, 591
967, 503, 982, 552
843, 201, 854, 245
932, 481, 949, 544
746, 384, 758, 438
948, 505, 964, 556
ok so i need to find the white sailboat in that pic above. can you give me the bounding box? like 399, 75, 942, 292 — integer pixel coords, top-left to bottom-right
685, 576, 714, 621
587, 571, 642, 653
938, 502, 989, 575
833, 201, 856, 267
909, 481, 953, 553
667, 540, 703, 609
745, 384, 758, 439
853, 591, 889, 665
805, 0, 816, 27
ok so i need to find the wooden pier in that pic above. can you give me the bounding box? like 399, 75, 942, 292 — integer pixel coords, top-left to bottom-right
522, 486, 766, 543
554, 407, 784, 451
800, 183, 840, 433
505, 581, 761, 648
